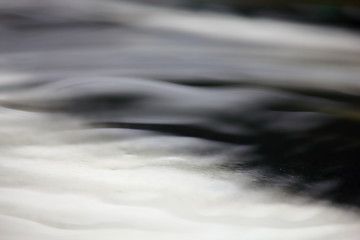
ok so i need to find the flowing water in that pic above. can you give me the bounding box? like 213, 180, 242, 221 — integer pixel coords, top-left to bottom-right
1, 1, 360, 239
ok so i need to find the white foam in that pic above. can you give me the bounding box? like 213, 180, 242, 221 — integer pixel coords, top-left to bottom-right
0, 106, 359, 240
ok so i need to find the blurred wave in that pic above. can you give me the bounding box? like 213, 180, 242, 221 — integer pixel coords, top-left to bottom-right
1, 1, 360, 240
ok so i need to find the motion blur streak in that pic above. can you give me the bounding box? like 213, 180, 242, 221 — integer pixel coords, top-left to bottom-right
0, 1, 360, 240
